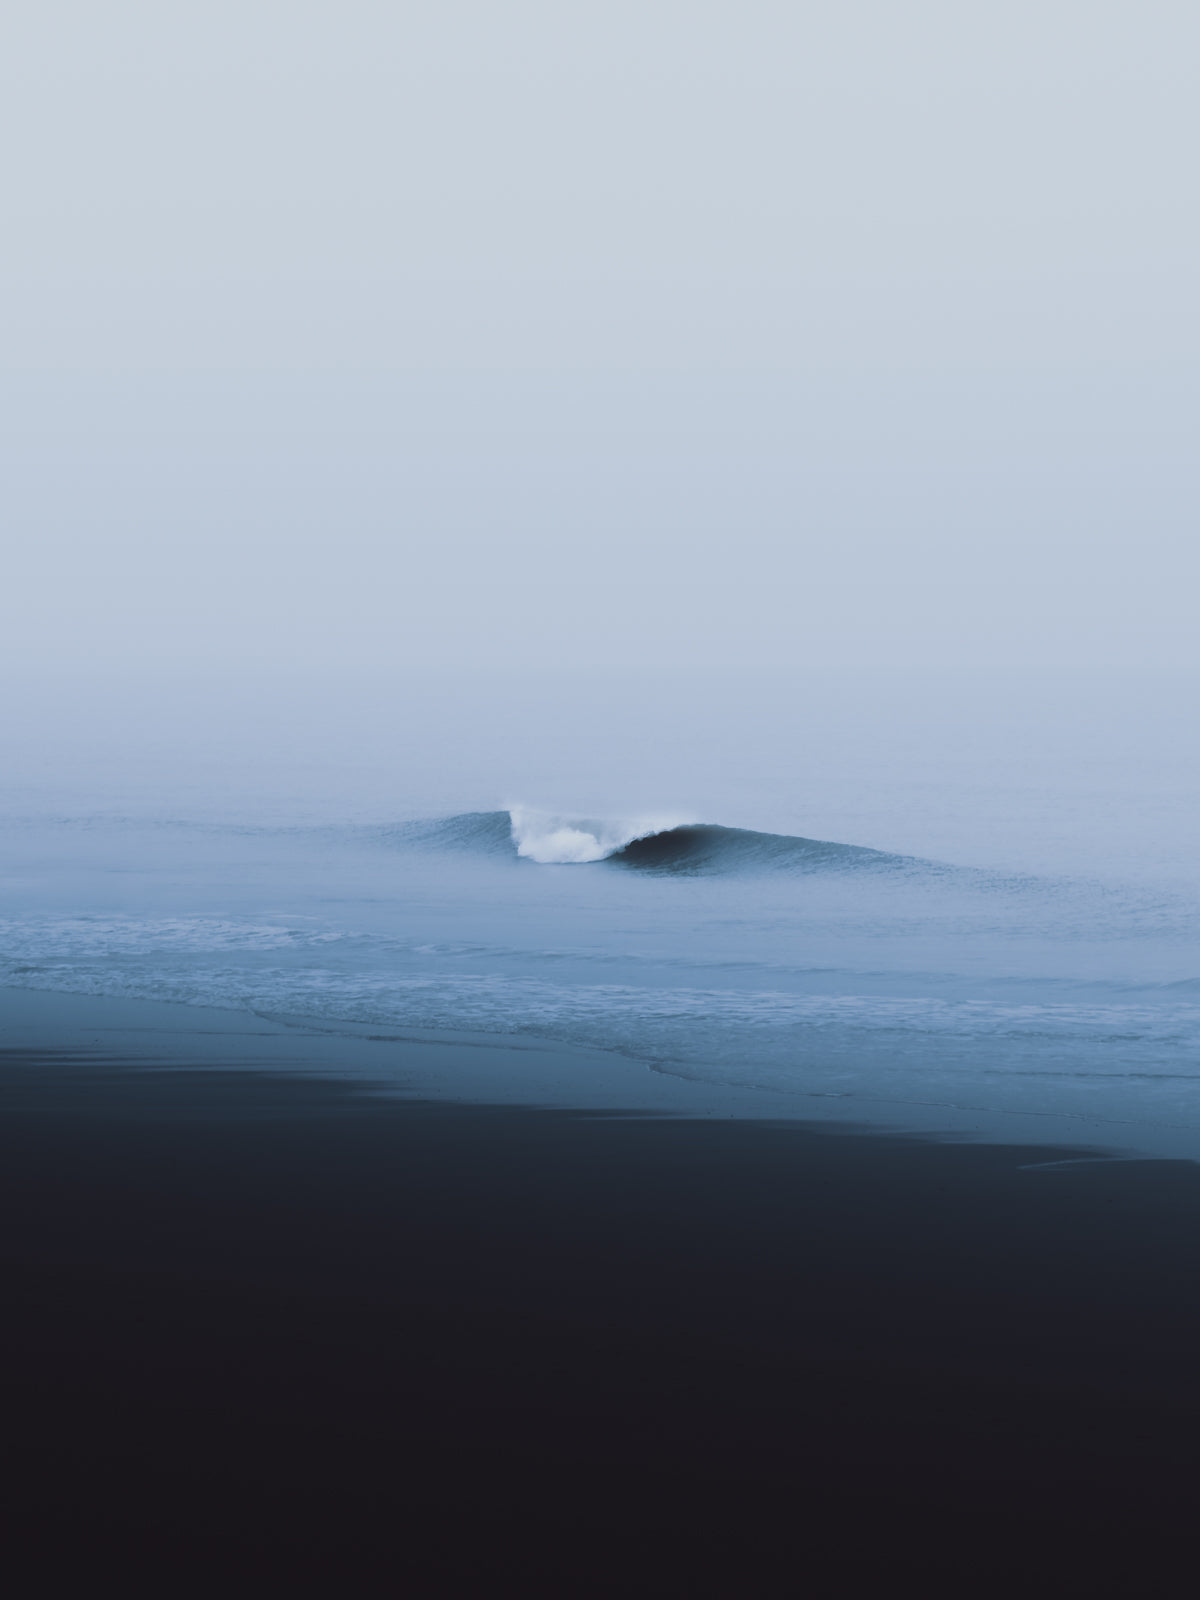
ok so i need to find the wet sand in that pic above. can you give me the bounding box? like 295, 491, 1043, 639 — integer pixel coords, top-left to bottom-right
3, 987, 1200, 1593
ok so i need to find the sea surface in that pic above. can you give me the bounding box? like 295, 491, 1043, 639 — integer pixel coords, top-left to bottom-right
2, 668, 1198, 1157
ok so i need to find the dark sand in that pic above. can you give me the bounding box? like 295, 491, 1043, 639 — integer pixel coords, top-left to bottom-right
4, 988, 1200, 1594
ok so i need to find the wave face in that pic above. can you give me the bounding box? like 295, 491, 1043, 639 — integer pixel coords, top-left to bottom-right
393, 809, 908, 874
608, 823, 903, 875
392, 811, 516, 856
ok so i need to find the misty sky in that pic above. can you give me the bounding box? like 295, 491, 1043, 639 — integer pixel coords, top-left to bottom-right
3, 1, 1197, 684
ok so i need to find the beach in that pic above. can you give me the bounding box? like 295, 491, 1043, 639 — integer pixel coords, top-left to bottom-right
4, 985, 1200, 1593
7, 1, 1198, 1590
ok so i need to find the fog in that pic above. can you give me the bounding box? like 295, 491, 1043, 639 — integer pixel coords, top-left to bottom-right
2, 3, 1197, 801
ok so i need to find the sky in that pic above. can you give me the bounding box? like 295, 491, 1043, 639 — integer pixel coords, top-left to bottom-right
2, 1, 1197, 699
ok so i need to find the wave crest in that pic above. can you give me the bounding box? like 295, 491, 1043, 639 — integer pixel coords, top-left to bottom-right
389, 809, 909, 875
508, 806, 691, 865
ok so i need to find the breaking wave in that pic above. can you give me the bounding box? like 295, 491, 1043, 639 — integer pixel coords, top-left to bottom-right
391, 809, 909, 874
509, 806, 693, 865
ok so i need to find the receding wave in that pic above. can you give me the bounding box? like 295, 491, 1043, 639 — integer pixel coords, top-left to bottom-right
390, 809, 909, 875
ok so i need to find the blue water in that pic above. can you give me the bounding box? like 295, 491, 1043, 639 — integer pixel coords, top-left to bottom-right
4, 736, 1200, 1156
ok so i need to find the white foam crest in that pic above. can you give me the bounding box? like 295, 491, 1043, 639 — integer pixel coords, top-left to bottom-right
507, 806, 691, 865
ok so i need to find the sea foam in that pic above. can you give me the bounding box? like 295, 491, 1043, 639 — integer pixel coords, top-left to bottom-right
507, 806, 689, 864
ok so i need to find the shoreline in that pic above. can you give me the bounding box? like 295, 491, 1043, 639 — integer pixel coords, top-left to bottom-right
4, 980, 1195, 1160
5, 981, 1200, 1588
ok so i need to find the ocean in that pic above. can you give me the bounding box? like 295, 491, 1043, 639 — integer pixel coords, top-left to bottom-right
3, 666, 1198, 1157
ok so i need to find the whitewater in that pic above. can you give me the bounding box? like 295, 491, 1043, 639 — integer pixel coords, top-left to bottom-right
4, 783, 1200, 1159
